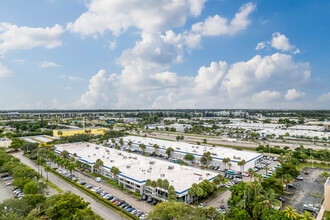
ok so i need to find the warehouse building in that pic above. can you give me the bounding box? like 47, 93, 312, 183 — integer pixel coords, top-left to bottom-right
55, 142, 218, 203
116, 136, 263, 171
53, 127, 108, 137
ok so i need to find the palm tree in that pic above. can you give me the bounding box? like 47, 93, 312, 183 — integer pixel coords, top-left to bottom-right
44, 165, 51, 181
206, 207, 217, 220
111, 166, 120, 182
283, 206, 299, 220
300, 211, 313, 220
228, 163, 232, 170
240, 160, 246, 172
261, 189, 279, 208
36, 158, 45, 177
223, 157, 230, 170
248, 168, 254, 181
67, 163, 77, 176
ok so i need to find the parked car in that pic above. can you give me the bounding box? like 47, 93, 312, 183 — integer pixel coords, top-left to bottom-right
287, 183, 296, 189
147, 196, 153, 203
6, 181, 12, 186
3, 176, 12, 181
142, 194, 147, 200
296, 176, 303, 181
1, 174, 9, 178
198, 203, 206, 207
152, 199, 158, 205
96, 177, 102, 182
276, 196, 285, 202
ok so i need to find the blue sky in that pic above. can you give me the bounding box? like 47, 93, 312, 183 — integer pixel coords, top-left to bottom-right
0, 0, 329, 109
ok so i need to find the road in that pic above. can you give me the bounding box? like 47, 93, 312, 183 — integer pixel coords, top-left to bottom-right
135, 131, 328, 151
12, 152, 125, 220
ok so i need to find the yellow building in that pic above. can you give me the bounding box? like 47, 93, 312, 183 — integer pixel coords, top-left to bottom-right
53, 127, 108, 137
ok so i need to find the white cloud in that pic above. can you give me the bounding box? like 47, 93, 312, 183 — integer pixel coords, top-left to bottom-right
271, 32, 298, 52
317, 92, 330, 102
285, 88, 305, 101
256, 32, 300, 54
109, 41, 116, 50
252, 90, 281, 102
256, 42, 266, 50
194, 61, 228, 94
0, 23, 64, 53
191, 2, 256, 36
38, 61, 60, 68
59, 74, 83, 81
0, 62, 12, 78
67, 0, 206, 36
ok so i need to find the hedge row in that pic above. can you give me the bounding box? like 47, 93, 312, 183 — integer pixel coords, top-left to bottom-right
49, 169, 139, 220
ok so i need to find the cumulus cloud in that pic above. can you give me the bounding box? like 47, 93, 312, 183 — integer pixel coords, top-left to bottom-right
38, 61, 59, 68
317, 92, 330, 102
0, 23, 63, 53
191, 2, 256, 36
284, 88, 305, 101
256, 32, 300, 54
0, 62, 12, 78
271, 32, 295, 52
73, 52, 310, 109
67, 0, 206, 36
252, 90, 281, 102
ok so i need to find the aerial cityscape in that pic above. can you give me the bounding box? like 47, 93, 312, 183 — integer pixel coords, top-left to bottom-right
0, 1, 329, 220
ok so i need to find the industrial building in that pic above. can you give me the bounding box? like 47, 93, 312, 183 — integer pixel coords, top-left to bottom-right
20, 135, 54, 144
55, 142, 218, 203
53, 127, 108, 137
116, 136, 263, 171
0, 138, 12, 148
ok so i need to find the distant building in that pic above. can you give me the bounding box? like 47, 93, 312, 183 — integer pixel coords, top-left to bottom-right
0, 138, 12, 148
53, 127, 108, 137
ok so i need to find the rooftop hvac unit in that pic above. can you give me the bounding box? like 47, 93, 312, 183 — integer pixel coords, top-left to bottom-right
199, 176, 203, 180
160, 174, 165, 177
110, 160, 114, 162
206, 173, 211, 176
127, 165, 131, 168
123, 156, 127, 159
93, 154, 96, 156
118, 153, 121, 155
168, 166, 174, 170
107, 157, 109, 159
147, 169, 151, 173
96, 147, 99, 150
88, 155, 90, 157
102, 156, 105, 158
149, 161, 155, 164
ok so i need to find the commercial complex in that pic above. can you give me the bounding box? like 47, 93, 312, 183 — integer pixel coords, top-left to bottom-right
117, 136, 263, 171
325, 177, 330, 212
53, 127, 108, 137
55, 142, 218, 203
0, 138, 12, 148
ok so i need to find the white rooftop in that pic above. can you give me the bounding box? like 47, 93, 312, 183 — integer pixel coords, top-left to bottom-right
121, 136, 261, 163
55, 142, 218, 194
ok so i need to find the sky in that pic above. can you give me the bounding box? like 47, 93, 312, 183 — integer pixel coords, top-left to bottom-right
0, 0, 329, 110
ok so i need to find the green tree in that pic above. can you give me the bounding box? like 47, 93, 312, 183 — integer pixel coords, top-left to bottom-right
162, 179, 170, 189
283, 206, 299, 220
111, 166, 120, 182
207, 207, 217, 220
157, 178, 163, 187
300, 211, 313, 220
321, 171, 329, 179
184, 153, 195, 161
44, 165, 51, 181
222, 157, 230, 169
168, 186, 177, 202
151, 180, 157, 188
166, 147, 174, 157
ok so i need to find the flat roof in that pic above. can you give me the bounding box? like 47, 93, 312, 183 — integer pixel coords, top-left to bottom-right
55, 142, 218, 194
121, 136, 262, 164
55, 127, 107, 132
0, 138, 11, 141
21, 135, 54, 143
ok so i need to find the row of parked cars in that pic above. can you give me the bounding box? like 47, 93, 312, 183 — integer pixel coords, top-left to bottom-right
141, 194, 160, 206
56, 168, 147, 219
1, 173, 24, 199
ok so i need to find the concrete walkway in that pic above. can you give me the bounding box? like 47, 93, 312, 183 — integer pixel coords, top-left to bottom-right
12, 152, 125, 220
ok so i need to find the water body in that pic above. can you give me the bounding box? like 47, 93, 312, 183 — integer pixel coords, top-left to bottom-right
0, 181, 13, 203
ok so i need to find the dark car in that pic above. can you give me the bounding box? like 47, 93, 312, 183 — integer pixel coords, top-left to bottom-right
287, 184, 296, 189
142, 194, 147, 200
1, 174, 9, 178
276, 196, 285, 202
234, 175, 242, 179
147, 196, 153, 203
152, 199, 158, 205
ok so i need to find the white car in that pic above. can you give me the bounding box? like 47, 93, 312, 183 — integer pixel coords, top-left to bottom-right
96, 177, 102, 182
198, 203, 206, 207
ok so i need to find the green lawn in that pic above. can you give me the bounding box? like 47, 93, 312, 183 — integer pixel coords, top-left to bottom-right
297, 162, 330, 171
323, 211, 330, 219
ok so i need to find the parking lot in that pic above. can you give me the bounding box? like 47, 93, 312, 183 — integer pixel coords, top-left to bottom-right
281, 167, 329, 217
